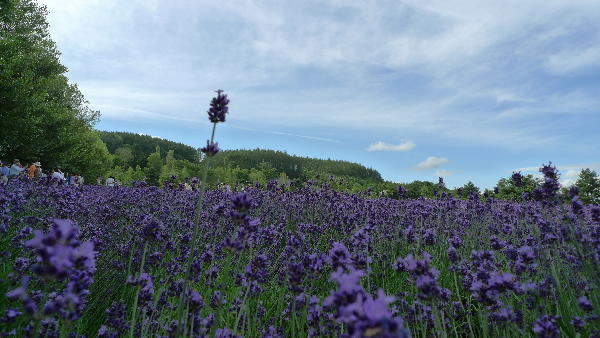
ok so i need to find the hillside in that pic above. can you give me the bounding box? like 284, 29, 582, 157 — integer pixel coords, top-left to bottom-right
99, 131, 198, 168
99, 131, 383, 183
218, 149, 383, 182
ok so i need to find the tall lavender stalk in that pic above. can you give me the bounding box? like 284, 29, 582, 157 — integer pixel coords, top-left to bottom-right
178, 89, 229, 331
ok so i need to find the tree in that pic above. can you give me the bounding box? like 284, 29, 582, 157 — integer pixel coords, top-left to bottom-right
496, 173, 540, 201
460, 181, 480, 199
575, 168, 600, 204
114, 145, 134, 168
0, 0, 111, 178
145, 147, 163, 186
160, 149, 177, 183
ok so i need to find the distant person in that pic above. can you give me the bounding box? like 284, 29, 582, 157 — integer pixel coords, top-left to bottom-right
69, 174, 77, 185
9, 159, 24, 178
96, 176, 103, 186
0, 161, 9, 178
52, 168, 65, 181
76, 174, 84, 185
34, 162, 43, 178
27, 162, 36, 179
106, 176, 116, 187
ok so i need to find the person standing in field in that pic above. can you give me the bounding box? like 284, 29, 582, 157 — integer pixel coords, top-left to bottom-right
34, 162, 43, 178
77, 174, 84, 185
27, 162, 37, 179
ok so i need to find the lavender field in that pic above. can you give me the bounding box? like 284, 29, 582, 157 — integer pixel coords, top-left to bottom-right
1, 171, 599, 337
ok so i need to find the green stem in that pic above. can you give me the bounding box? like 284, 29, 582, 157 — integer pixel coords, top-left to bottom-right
129, 242, 149, 338
178, 122, 217, 328
234, 282, 252, 335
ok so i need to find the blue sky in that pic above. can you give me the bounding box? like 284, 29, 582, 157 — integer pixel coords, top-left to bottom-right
41, 0, 600, 188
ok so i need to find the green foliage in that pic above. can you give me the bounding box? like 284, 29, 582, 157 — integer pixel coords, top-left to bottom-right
62, 130, 113, 183
575, 168, 600, 204
99, 131, 197, 168
459, 181, 481, 199
403, 180, 442, 199
145, 147, 163, 186
219, 149, 383, 182
0, 0, 111, 180
496, 174, 541, 201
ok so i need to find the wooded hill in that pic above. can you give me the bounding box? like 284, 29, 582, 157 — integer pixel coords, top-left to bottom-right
99, 131, 198, 167
99, 131, 383, 183
217, 149, 383, 182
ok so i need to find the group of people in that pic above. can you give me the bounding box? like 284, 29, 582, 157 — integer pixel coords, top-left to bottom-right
98, 176, 119, 187
0, 159, 84, 185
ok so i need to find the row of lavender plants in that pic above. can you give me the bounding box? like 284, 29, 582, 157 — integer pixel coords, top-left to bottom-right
2, 90, 600, 337
1, 167, 599, 337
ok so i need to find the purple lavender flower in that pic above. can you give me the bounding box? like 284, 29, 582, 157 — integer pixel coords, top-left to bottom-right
511, 172, 524, 187
577, 295, 594, 312
571, 316, 585, 332
207, 89, 229, 123
201, 140, 220, 157
140, 215, 164, 242
397, 185, 407, 199
215, 327, 239, 338
532, 315, 560, 337
327, 242, 354, 272
533, 162, 560, 204
324, 268, 408, 337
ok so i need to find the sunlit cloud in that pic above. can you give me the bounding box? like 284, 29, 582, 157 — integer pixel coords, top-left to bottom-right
367, 141, 415, 152
416, 157, 449, 170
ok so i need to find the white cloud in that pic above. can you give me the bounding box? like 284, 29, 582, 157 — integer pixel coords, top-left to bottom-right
560, 178, 577, 187
546, 46, 600, 75
436, 169, 452, 177
416, 156, 449, 170
367, 141, 415, 152
564, 169, 580, 178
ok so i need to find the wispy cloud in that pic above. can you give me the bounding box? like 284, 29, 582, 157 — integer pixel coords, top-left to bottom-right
415, 156, 449, 170
436, 169, 452, 177
367, 141, 415, 152
546, 46, 600, 75
270, 131, 341, 143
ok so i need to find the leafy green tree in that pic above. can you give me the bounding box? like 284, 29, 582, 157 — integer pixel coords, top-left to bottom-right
402, 181, 437, 199
99, 131, 198, 167
459, 181, 480, 198
0, 0, 111, 178
62, 130, 113, 182
160, 150, 177, 183
575, 168, 600, 204
496, 174, 540, 201
145, 147, 163, 186
114, 145, 134, 168
258, 161, 278, 181
249, 168, 267, 186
